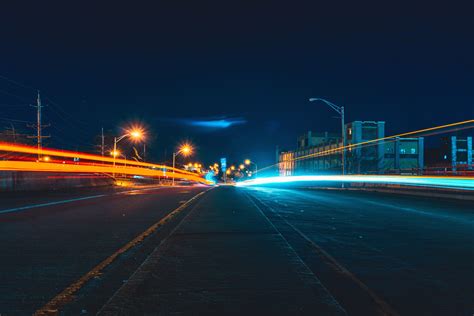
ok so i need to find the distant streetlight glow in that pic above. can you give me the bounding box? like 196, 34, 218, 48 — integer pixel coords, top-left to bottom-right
173, 142, 195, 185
110, 150, 121, 157
112, 125, 146, 177
244, 159, 257, 175
129, 130, 143, 140
178, 143, 193, 156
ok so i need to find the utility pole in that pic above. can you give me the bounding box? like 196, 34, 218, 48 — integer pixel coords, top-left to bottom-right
27, 90, 50, 160
4, 123, 17, 143
340, 106, 346, 180
101, 127, 105, 156
172, 152, 176, 186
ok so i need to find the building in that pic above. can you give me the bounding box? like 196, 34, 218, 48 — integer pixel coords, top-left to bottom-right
382, 137, 424, 173
345, 121, 385, 173
426, 136, 473, 171
297, 131, 340, 148
278, 121, 424, 175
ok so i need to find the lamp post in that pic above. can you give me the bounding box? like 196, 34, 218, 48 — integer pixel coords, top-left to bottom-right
112, 129, 144, 177
172, 143, 193, 186
309, 98, 346, 187
244, 159, 258, 175
111, 150, 127, 168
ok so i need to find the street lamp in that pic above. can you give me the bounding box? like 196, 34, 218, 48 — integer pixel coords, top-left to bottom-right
244, 159, 258, 175
113, 128, 144, 177
309, 98, 346, 185
110, 150, 127, 167
110, 149, 121, 157
172, 143, 193, 186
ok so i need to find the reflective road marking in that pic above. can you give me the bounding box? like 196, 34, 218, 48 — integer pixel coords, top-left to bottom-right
0, 195, 106, 215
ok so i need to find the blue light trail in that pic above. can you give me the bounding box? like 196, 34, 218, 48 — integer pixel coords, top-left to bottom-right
236, 175, 474, 190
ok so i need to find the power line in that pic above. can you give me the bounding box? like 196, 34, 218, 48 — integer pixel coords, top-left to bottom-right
0, 75, 110, 156
0, 117, 34, 124
44, 96, 92, 127
0, 89, 31, 103
0, 104, 28, 108
0, 74, 36, 91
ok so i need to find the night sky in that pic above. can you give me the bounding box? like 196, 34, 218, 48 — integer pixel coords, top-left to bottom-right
1, 1, 473, 167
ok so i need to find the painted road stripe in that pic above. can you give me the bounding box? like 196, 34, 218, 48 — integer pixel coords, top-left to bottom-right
34, 188, 212, 316
0, 186, 171, 215
0, 195, 106, 215
247, 193, 399, 316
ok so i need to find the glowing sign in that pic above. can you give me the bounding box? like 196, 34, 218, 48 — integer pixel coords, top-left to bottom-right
220, 158, 227, 172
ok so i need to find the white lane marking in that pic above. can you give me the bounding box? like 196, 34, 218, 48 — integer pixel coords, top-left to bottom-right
117, 186, 165, 195
0, 195, 106, 215
0, 186, 196, 215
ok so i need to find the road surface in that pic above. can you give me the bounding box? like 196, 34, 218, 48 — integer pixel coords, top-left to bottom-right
0, 185, 473, 315
244, 186, 474, 315
0, 185, 208, 315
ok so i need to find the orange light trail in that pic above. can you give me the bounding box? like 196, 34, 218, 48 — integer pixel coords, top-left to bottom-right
0, 142, 198, 177
0, 160, 212, 184
0, 142, 211, 184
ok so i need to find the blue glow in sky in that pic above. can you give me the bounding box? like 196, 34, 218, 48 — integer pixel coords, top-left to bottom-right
190, 118, 246, 128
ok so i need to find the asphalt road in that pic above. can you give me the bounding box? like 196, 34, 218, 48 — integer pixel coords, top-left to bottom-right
245, 186, 474, 316
0, 185, 473, 315
0, 185, 208, 315
98, 185, 346, 316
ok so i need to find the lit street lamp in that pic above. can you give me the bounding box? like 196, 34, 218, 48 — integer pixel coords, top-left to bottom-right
309, 98, 346, 186
112, 128, 144, 177
110, 149, 121, 157
172, 143, 193, 186
110, 150, 127, 167
244, 159, 257, 175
